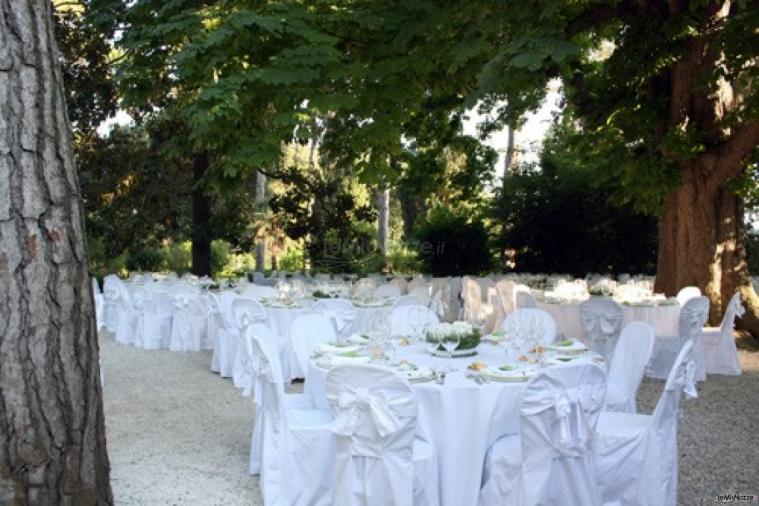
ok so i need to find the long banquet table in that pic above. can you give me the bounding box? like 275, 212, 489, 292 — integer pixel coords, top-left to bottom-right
305, 342, 606, 506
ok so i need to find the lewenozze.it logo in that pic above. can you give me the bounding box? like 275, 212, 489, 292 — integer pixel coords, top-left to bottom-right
716, 493, 757, 503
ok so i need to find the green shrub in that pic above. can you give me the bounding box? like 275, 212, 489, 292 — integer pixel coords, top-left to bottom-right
414, 207, 494, 276
125, 246, 164, 272
163, 241, 192, 274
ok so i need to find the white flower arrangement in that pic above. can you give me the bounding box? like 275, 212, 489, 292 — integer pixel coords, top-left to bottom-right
425, 321, 481, 350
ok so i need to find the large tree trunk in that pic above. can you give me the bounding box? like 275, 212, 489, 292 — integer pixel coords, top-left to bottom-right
655, 165, 759, 338
0, 1, 112, 502
254, 170, 266, 273
191, 151, 212, 276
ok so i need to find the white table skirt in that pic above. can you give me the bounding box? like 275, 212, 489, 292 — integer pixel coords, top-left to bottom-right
537, 300, 680, 340
306, 343, 528, 506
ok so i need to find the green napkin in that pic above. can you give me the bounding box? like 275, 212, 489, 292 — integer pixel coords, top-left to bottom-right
498, 365, 515, 371
338, 351, 361, 358
555, 339, 574, 347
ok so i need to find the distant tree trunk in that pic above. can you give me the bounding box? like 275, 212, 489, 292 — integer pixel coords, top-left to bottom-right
377, 186, 390, 267
655, 162, 759, 338
255, 171, 266, 273
398, 189, 423, 240
503, 125, 515, 179
191, 151, 212, 276
0, 1, 112, 502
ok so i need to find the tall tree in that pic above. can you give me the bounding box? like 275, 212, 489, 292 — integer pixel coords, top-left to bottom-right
0, 1, 112, 502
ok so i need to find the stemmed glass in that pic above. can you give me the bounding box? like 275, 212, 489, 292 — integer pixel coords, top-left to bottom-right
441, 333, 460, 372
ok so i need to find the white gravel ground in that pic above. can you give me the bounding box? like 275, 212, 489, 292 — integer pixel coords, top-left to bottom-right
101, 334, 759, 505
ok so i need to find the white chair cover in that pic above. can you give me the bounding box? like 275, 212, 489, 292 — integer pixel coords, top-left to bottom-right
112, 279, 138, 345
375, 283, 402, 299
208, 291, 237, 375
676, 286, 701, 306
232, 323, 274, 395
407, 276, 428, 292
326, 364, 439, 506
515, 289, 537, 309
168, 291, 207, 352
580, 298, 624, 360
311, 299, 357, 339
392, 295, 421, 309
389, 277, 408, 295
595, 341, 697, 506
479, 363, 607, 506
135, 290, 173, 350
462, 276, 497, 331
102, 274, 122, 333
407, 286, 431, 307
702, 291, 743, 375
501, 308, 557, 345
648, 296, 708, 381
291, 314, 337, 376
605, 322, 655, 413
247, 327, 334, 506
390, 305, 439, 339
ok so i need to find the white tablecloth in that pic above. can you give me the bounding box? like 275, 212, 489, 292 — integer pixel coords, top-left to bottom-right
306, 342, 600, 506
537, 300, 680, 340
265, 301, 392, 379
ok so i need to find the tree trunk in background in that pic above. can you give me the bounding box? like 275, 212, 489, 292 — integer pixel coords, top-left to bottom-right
398, 189, 423, 240
255, 170, 266, 272
0, 1, 112, 502
503, 125, 515, 179
191, 151, 212, 276
655, 166, 759, 338
377, 186, 390, 267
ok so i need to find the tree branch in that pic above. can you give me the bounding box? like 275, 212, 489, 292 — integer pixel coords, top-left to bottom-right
707, 119, 759, 191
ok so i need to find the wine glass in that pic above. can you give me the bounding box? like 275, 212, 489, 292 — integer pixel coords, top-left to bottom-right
441, 333, 460, 372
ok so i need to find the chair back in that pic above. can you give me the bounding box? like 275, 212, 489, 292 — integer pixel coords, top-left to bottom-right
501, 308, 556, 345
311, 299, 356, 337
390, 305, 439, 338
407, 276, 428, 292
719, 292, 744, 335
392, 295, 421, 309
495, 279, 517, 314
607, 322, 655, 411
291, 314, 337, 374
648, 340, 697, 506
519, 363, 606, 506
375, 283, 402, 299
678, 296, 709, 341
676, 286, 701, 306
232, 297, 268, 332
247, 326, 287, 503
407, 286, 430, 307
515, 288, 537, 309
235, 323, 275, 397
462, 276, 484, 321
389, 277, 408, 295
326, 364, 417, 506
580, 298, 624, 360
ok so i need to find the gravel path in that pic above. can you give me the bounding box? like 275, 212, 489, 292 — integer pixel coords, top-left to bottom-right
101, 335, 759, 505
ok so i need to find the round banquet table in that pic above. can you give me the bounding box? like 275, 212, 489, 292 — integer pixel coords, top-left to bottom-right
537, 299, 680, 340
304, 342, 605, 506
263, 300, 392, 379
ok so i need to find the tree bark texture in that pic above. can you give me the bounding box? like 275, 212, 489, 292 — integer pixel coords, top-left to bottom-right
376, 186, 389, 263
191, 151, 212, 277
0, 1, 113, 503
254, 170, 266, 273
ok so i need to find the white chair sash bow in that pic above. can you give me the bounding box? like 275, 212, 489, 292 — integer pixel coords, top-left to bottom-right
331, 387, 401, 441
